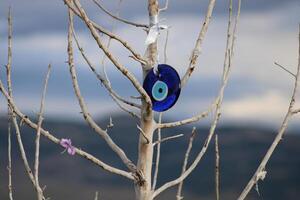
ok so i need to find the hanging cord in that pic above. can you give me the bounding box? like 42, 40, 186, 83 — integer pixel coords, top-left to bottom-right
145, 13, 168, 77
153, 54, 160, 76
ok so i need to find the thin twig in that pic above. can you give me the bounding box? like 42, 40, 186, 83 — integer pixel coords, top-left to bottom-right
176, 127, 197, 200
153, 133, 184, 147
159, 0, 169, 12
156, 107, 212, 129
34, 64, 51, 200
100, 0, 122, 83
152, 113, 162, 191
222, 0, 233, 80
6, 7, 13, 200
94, 191, 99, 200
7, 120, 13, 200
107, 116, 114, 129
181, 0, 216, 87
92, 0, 148, 28
67, 7, 140, 180
215, 134, 220, 200
237, 24, 300, 200
12, 116, 37, 188
274, 62, 296, 78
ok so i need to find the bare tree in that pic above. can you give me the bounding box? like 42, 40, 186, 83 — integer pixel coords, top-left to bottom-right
1, 1, 299, 200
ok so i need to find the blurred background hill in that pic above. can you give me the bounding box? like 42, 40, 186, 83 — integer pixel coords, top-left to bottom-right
0, 114, 299, 200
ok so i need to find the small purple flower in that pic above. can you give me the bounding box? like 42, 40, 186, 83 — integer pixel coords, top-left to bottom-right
60, 138, 76, 156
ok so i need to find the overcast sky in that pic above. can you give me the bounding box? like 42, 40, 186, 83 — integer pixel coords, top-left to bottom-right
0, 0, 299, 127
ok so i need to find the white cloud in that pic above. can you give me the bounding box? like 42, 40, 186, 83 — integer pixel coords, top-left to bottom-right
222, 91, 289, 123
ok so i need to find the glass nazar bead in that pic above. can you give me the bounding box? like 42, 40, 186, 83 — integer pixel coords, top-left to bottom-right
143, 64, 181, 112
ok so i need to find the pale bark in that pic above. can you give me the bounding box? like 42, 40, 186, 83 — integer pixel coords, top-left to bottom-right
135, 1, 158, 199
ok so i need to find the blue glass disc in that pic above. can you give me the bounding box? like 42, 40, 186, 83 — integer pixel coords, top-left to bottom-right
143, 64, 181, 112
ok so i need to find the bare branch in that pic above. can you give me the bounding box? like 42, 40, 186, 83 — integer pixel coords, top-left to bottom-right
71, 26, 141, 119
222, 0, 233, 80
0, 80, 134, 180
237, 23, 300, 200
156, 108, 211, 129
63, 0, 147, 65
34, 64, 51, 200
7, 120, 13, 200
159, 0, 169, 12
152, 113, 162, 191
72, 0, 152, 114
5, 8, 44, 199
274, 62, 296, 78
181, 0, 216, 87
72, 28, 141, 108
94, 191, 99, 200
12, 116, 37, 189
91, 0, 148, 28
215, 134, 220, 200
6, 7, 13, 200
176, 127, 197, 200
107, 116, 114, 129
153, 133, 184, 147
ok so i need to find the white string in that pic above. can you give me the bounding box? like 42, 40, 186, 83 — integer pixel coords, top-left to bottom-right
145, 14, 168, 76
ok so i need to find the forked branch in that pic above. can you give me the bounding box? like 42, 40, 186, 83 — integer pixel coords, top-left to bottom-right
176, 127, 197, 200
34, 64, 51, 200
0, 80, 134, 180
67, 6, 140, 179
71, 26, 141, 119
72, 0, 152, 115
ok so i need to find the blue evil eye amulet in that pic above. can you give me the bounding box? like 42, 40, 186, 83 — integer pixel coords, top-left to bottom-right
143, 64, 181, 112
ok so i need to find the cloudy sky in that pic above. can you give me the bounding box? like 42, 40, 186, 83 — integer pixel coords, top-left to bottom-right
0, 0, 299, 127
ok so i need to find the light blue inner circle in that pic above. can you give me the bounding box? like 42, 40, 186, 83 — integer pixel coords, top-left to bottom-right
152, 80, 168, 101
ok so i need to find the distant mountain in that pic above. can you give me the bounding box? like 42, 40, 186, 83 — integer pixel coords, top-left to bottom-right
0, 114, 299, 200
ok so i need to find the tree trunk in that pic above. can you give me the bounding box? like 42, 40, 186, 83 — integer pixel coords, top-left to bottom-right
135, 1, 158, 199
135, 112, 154, 200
